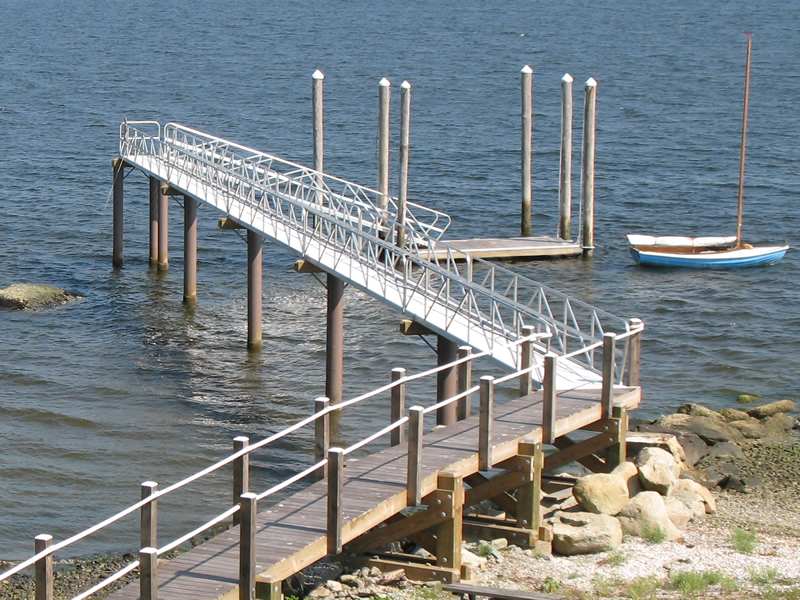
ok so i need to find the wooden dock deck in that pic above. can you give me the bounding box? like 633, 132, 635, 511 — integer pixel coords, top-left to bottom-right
106, 384, 640, 600
426, 236, 582, 261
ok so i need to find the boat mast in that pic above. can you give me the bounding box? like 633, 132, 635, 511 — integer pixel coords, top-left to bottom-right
736, 34, 752, 249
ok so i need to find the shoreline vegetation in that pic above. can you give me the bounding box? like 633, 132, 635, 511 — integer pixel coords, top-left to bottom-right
1, 397, 797, 600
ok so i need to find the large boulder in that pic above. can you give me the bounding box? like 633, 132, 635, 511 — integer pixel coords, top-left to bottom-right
653, 413, 744, 444
729, 418, 769, 439
0, 283, 80, 310
616, 491, 683, 542
746, 400, 796, 419
610, 461, 644, 498
636, 447, 680, 495
670, 478, 717, 514
677, 403, 724, 421
664, 496, 695, 529
551, 511, 623, 555
719, 408, 751, 422
572, 473, 629, 515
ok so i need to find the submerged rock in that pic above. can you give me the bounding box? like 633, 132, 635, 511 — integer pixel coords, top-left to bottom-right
0, 283, 81, 310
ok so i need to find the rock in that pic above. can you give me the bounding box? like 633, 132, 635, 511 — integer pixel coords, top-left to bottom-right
374, 569, 405, 585
664, 496, 695, 529
671, 479, 717, 514
653, 413, 743, 444
461, 548, 486, 570
762, 413, 796, 433
720, 408, 751, 422
572, 473, 629, 515
0, 283, 81, 310
722, 476, 765, 493
626, 432, 686, 464
668, 490, 706, 519
326, 580, 343, 593
551, 511, 623, 555
747, 400, 796, 419
490, 538, 508, 550
636, 447, 680, 495
674, 433, 708, 467
616, 491, 683, 542
677, 403, 724, 421
610, 461, 644, 498
737, 394, 760, 404
704, 442, 744, 461
729, 419, 769, 439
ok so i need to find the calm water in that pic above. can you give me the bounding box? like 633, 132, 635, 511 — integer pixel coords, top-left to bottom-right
1, 0, 798, 559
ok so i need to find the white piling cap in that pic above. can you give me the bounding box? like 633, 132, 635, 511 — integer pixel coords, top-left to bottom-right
586, 77, 597, 87
379, 77, 391, 86
401, 80, 412, 90
521, 65, 533, 74
562, 73, 574, 83
312, 69, 325, 80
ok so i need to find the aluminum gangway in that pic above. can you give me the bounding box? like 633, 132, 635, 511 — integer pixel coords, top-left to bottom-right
119, 121, 643, 389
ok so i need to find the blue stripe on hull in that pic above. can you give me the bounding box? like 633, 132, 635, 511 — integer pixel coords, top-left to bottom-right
630, 247, 787, 268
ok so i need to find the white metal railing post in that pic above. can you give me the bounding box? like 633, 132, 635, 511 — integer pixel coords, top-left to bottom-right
34, 534, 53, 600
542, 353, 557, 444
479, 376, 495, 471
232, 437, 250, 525
239, 492, 258, 600
315, 398, 331, 479
140, 547, 158, 600
140, 481, 158, 550
519, 325, 536, 397
407, 406, 424, 506
390, 368, 406, 446
327, 448, 344, 554
601, 332, 616, 419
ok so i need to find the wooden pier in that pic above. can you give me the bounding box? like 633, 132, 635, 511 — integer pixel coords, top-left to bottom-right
425, 236, 582, 261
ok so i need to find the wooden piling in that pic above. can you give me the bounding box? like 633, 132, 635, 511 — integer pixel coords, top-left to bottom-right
327, 448, 344, 554
140, 547, 158, 600
233, 437, 250, 525
542, 354, 557, 444
407, 406, 424, 506
519, 325, 536, 397
456, 346, 472, 421
626, 318, 643, 387
112, 158, 124, 268
34, 534, 53, 600
239, 493, 258, 600
326, 275, 344, 405
581, 78, 597, 257
397, 81, 411, 249
436, 335, 458, 426
157, 183, 169, 271
315, 397, 331, 479
520, 65, 533, 237
183, 195, 198, 305
478, 376, 494, 471
247, 230, 263, 352
312, 70, 324, 183
140, 481, 158, 550
390, 368, 406, 447
516, 441, 544, 534
378, 77, 391, 214
601, 332, 616, 420
559, 74, 574, 241
149, 177, 160, 268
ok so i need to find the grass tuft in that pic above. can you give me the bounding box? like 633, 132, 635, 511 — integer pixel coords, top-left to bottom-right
640, 522, 668, 544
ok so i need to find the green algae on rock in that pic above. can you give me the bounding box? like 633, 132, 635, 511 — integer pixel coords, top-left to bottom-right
0, 283, 81, 310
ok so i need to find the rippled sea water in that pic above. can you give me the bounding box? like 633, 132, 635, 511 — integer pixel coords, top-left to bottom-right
0, 0, 797, 559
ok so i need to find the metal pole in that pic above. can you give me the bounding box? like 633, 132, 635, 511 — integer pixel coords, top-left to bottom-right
581, 78, 597, 257
112, 159, 124, 268
397, 80, 411, 248
247, 230, 263, 351
559, 74, 574, 240
520, 65, 533, 237
436, 335, 458, 426
149, 177, 159, 268
326, 275, 344, 405
183, 195, 197, 305
736, 35, 752, 248
158, 184, 169, 271
378, 77, 391, 214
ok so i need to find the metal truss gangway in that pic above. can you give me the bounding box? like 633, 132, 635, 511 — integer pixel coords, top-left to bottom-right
119, 121, 643, 389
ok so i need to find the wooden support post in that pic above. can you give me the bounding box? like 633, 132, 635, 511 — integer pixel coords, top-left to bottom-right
390, 368, 406, 447
239, 493, 258, 600
559, 74, 574, 241
140, 547, 158, 600
542, 354, 557, 445
520, 65, 533, 237
326, 274, 344, 405
183, 195, 198, 305
478, 376, 494, 471
601, 332, 616, 420
456, 346, 472, 421
581, 78, 597, 257
407, 406, 424, 506
140, 481, 158, 550
149, 177, 160, 268
515, 441, 544, 535
255, 575, 282, 600
435, 472, 463, 574
519, 325, 536, 397
247, 229, 263, 351
233, 437, 250, 525
315, 397, 331, 479
397, 80, 411, 249
112, 158, 124, 268
378, 77, 391, 214
157, 182, 169, 271
34, 534, 53, 600
327, 447, 344, 555
627, 318, 643, 386
604, 406, 629, 471
437, 335, 458, 426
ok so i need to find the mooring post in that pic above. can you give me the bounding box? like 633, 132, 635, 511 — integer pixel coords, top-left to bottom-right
397, 80, 411, 249
479, 376, 495, 471
315, 397, 331, 479
581, 78, 597, 257
247, 230, 263, 351
327, 447, 344, 555
519, 325, 536, 397
601, 332, 617, 420
149, 177, 160, 268
378, 77, 391, 215
140, 547, 158, 600
559, 74, 574, 241
390, 368, 406, 447
140, 481, 158, 550
542, 353, 557, 444
233, 436, 250, 525
183, 195, 198, 305
157, 183, 169, 271
520, 65, 533, 237
34, 534, 53, 600
239, 492, 257, 600
456, 346, 472, 421
436, 335, 458, 426
312, 69, 324, 209
112, 158, 124, 268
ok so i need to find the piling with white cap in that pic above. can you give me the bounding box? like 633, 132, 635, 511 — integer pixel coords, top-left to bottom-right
559, 73, 574, 240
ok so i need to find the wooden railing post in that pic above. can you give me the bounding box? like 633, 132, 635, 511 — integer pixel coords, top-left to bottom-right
542, 353, 557, 444
390, 368, 406, 447
456, 346, 472, 421
140, 547, 158, 600
601, 333, 616, 419
519, 325, 536, 397
479, 376, 494, 471
239, 492, 258, 600
233, 437, 250, 525
407, 406, 424, 506
34, 534, 53, 600
327, 447, 344, 555
140, 481, 158, 549
627, 318, 643, 386
516, 441, 544, 535
315, 397, 331, 479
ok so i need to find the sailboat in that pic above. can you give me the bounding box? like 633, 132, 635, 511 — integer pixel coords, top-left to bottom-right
627, 36, 789, 268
